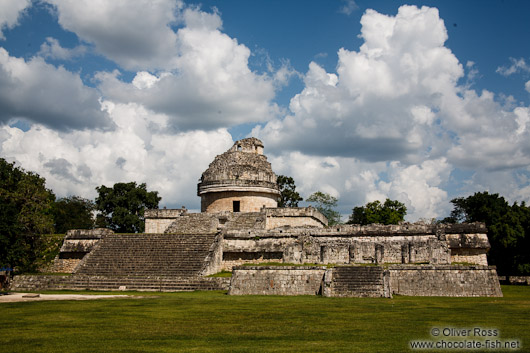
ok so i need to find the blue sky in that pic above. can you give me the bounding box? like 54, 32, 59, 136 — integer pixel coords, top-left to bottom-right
1, 0, 530, 220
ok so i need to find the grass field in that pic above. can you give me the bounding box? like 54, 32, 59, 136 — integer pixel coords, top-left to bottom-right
1, 286, 529, 353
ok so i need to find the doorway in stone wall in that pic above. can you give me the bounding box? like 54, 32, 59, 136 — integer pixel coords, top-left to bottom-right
233, 201, 240, 212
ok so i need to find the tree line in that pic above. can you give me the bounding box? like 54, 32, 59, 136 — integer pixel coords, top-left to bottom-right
0, 159, 160, 271
1, 159, 528, 276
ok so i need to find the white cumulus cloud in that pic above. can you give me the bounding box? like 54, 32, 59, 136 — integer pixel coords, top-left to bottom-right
94, 9, 278, 131
496, 57, 530, 76
0, 0, 31, 39
0, 101, 233, 209
0, 48, 111, 130
44, 0, 181, 71
38, 37, 87, 60
254, 5, 530, 220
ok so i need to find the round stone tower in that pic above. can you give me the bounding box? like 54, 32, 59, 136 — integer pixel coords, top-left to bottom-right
198, 137, 280, 213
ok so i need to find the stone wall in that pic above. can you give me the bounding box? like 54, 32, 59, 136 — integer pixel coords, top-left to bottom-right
450, 248, 488, 266
200, 234, 224, 276
145, 207, 327, 234
264, 207, 327, 229
145, 218, 177, 234
145, 208, 187, 233
201, 190, 278, 213
228, 265, 503, 297
446, 233, 490, 265
221, 236, 293, 270
164, 213, 219, 234
499, 276, 530, 285
287, 235, 451, 265
48, 258, 81, 273
224, 212, 266, 230
10, 274, 230, 292
47, 228, 112, 273
228, 266, 326, 295
144, 208, 187, 219
222, 252, 284, 270
388, 265, 502, 297
221, 222, 488, 269
222, 232, 452, 268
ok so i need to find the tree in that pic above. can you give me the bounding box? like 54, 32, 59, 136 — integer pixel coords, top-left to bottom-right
348, 199, 407, 225
306, 191, 341, 225
443, 192, 511, 224
53, 196, 95, 234
277, 175, 303, 207
95, 182, 161, 233
0, 159, 55, 272
445, 192, 530, 275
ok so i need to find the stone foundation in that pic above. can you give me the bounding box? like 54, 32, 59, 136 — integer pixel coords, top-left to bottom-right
228, 265, 503, 297
388, 265, 502, 297
228, 266, 326, 295
10, 275, 230, 292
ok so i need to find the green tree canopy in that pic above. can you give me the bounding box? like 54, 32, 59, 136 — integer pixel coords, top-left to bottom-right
0, 158, 55, 271
95, 182, 161, 233
306, 191, 341, 225
277, 175, 303, 208
53, 196, 95, 234
347, 199, 407, 225
444, 191, 530, 275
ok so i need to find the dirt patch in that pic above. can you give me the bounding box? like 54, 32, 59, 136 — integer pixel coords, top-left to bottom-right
0, 292, 140, 303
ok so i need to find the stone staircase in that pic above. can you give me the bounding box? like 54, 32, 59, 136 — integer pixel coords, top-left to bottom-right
10, 232, 230, 292
10, 275, 230, 292
75, 233, 216, 277
324, 266, 388, 297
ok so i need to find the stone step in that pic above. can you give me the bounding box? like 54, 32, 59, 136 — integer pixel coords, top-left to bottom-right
10, 275, 230, 292
326, 266, 386, 298
75, 233, 218, 277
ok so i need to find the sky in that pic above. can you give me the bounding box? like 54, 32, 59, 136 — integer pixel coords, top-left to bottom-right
1, 0, 530, 221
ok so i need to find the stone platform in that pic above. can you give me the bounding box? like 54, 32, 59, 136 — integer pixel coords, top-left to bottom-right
228, 265, 502, 297
10, 275, 230, 292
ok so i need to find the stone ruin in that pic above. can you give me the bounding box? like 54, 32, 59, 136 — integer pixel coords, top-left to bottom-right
198, 137, 280, 213
11, 137, 502, 297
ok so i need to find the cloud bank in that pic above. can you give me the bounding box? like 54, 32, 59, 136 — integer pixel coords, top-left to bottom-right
253, 5, 530, 219
0, 3, 529, 222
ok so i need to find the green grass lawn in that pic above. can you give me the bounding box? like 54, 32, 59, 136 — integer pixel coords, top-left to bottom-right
1, 286, 529, 353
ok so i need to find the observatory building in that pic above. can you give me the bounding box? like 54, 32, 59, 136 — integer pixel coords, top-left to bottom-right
12, 137, 502, 298
198, 138, 281, 213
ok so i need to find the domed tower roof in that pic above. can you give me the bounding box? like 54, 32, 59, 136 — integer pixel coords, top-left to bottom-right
198, 138, 280, 213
